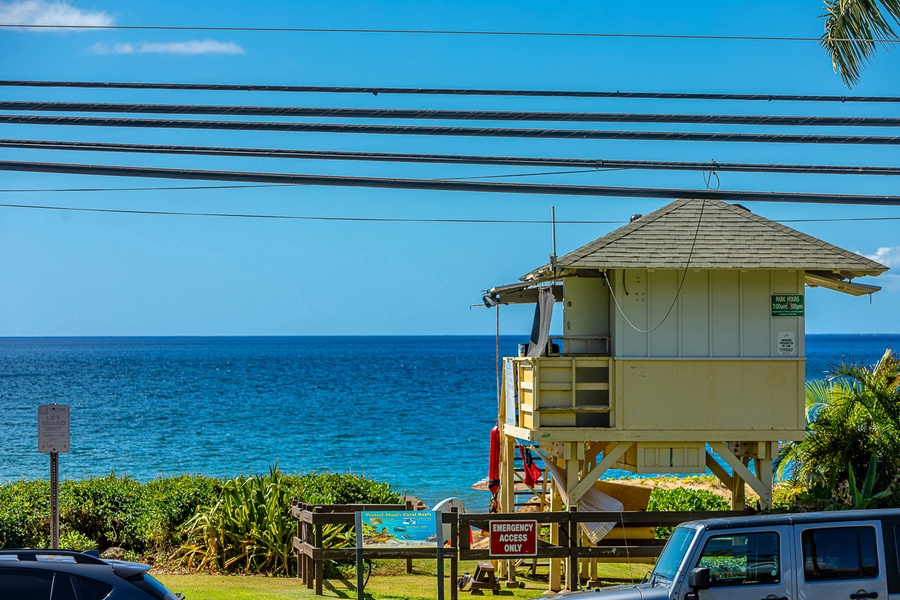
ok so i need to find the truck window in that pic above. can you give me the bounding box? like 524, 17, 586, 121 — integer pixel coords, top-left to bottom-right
652, 527, 696, 581
696, 531, 780, 587
802, 525, 878, 581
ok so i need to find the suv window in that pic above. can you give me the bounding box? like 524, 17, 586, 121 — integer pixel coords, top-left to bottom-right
0, 568, 53, 599
75, 574, 114, 600
126, 573, 180, 600
51, 573, 78, 600
697, 531, 780, 586
802, 525, 878, 581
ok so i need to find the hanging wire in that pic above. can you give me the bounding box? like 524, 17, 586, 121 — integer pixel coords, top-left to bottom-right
604, 201, 707, 334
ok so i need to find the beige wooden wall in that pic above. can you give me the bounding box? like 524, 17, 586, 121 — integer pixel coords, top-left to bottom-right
562, 269, 806, 359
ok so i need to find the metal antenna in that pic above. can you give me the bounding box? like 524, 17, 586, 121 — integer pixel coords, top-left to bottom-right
550, 206, 558, 280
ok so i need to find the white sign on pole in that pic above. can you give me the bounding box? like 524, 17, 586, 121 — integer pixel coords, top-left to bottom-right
38, 404, 70, 454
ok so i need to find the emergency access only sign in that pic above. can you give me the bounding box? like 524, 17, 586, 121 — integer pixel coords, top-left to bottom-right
489, 520, 538, 557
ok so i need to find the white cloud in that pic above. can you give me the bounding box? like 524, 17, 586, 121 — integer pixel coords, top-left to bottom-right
0, 0, 113, 28
91, 41, 133, 55
865, 246, 900, 269
90, 39, 245, 55
139, 40, 245, 55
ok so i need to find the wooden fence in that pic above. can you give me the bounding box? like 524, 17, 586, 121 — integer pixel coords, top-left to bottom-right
292, 502, 750, 599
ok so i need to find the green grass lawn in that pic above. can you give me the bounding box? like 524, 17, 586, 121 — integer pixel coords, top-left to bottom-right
156, 560, 649, 600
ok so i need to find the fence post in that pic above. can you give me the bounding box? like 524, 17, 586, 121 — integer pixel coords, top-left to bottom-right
355, 511, 365, 600
567, 506, 578, 592
315, 509, 323, 595
450, 507, 458, 600
293, 500, 301, 579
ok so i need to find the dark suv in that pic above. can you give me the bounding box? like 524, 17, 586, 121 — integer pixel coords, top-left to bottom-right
0, 550, 183, 600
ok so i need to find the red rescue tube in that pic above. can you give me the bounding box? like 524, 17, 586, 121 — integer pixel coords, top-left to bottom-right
488, 425, 501, 514
488, 425, 500, 485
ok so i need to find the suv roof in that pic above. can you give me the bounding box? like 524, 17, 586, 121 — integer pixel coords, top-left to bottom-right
0, 549, 181, 600
0, 549, 150, 577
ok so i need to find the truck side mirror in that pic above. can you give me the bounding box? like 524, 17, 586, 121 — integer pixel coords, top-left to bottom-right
688, 567, 711, 591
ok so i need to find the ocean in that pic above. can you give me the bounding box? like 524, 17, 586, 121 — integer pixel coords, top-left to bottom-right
1, 334, 898, 510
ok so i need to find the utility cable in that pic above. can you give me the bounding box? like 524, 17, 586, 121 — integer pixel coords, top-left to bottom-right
0, 202, 620, 222
4, 80, 900, 103
5, 139, 900, 176
603, 201, 706, 334
7, 115, 900, 145
0, 24, 896, 44
2, 159, 900, 205
1, 201, 899, 224
6, 101, 900, 127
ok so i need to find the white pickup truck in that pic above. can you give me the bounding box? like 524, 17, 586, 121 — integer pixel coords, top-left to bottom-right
546, 508, 900, 600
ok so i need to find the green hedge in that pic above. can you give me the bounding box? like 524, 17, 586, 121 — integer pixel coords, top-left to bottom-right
647, 486, 730, 538
647, 486, 731, 513
0, 469, 399, 566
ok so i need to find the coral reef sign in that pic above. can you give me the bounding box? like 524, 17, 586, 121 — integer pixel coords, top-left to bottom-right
360, 510, 438, 547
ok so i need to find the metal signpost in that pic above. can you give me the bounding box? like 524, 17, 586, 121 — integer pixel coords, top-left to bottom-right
38, 404, 70, 549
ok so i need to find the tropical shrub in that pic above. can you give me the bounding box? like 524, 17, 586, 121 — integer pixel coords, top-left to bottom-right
0, 479, 51, 548
175, 467, 401, 575
0, 468, 398, 575
61, 474, 146, 552
778, 348, 900, 509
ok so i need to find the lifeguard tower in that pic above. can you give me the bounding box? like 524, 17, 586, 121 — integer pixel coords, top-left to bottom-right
484, 198, 888, 514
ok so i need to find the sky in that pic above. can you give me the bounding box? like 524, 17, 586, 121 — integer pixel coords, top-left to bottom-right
0, 0, 898, 337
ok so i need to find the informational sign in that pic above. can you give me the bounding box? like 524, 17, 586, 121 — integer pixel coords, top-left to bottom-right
38, 404, 70, 454
777, 332, 797, 356
771, 294, 804, 317
489, 520, 538, 557
360, 511, 437, 547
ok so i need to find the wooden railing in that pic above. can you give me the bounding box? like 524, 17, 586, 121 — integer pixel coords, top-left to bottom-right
291, 502, 750, 599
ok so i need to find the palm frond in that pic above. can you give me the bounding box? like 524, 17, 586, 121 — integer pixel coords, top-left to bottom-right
821, 0, 900, 87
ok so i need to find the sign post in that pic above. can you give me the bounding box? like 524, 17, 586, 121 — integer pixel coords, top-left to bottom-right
38, 404, 70, 549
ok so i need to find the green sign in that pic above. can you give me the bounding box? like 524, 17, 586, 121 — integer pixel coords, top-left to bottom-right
772, 294, 804, 317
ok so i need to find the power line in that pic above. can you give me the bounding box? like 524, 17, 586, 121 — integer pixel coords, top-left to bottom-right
5, 101, 900, 127
2, 159, 900, 205
5, 138, 900, 176
0, 202, 618, 223
0, 24, 874, 42
0, 184, 284, 193
1, 201, 898, 224
6, 114, 900, 145
4, 80, 899, 103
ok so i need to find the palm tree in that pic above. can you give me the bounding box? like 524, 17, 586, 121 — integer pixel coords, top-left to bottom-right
777, 348, 900, 507
821, 0, 900, 87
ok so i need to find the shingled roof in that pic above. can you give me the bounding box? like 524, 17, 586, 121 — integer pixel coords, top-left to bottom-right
522, 198, 887, 281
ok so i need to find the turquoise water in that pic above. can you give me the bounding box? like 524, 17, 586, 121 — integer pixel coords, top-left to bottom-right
1, 334, 898, 509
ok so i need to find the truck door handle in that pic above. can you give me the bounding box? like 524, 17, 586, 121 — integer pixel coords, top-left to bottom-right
850, 592, 878, 599
762, 595, 788, 600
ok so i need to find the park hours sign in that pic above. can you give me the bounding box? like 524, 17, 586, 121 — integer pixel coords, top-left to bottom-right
38, 404, 70, 454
